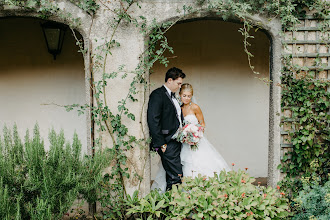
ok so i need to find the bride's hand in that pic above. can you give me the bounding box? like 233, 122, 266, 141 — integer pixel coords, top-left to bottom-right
200, 126, 205, 133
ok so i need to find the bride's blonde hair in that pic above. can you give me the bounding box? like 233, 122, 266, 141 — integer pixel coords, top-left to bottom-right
180, 83, 193, 96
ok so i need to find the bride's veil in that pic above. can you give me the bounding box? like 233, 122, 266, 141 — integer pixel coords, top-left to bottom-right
191, 96, 198, 105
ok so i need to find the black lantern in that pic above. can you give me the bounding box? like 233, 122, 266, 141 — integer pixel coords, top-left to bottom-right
41, 22, 67, 60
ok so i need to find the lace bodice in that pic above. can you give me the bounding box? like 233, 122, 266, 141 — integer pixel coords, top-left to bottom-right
184, 114, 199, 125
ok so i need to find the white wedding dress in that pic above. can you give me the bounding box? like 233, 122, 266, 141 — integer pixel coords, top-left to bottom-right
151, 114, 230, 192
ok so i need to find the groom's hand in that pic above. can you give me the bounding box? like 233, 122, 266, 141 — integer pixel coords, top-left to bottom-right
161, 144, 167, 153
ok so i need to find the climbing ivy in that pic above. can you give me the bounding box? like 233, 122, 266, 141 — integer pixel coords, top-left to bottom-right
279, 57, 330, 178
278, 54, 330, 201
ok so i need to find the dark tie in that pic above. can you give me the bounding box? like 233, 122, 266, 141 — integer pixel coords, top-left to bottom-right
171, 92, 175, 98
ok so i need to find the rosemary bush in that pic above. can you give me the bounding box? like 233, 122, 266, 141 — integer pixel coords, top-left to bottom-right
0, 124, 111, 220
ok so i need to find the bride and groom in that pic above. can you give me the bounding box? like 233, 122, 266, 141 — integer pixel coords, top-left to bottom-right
147, 67, 230, 192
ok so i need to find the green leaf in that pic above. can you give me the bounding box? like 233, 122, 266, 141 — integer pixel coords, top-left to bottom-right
307, 139, 313, 147
127, 113, 135, 121
250, 201, 258, 206
220, 214, 228, 219
155, 199, 165, 210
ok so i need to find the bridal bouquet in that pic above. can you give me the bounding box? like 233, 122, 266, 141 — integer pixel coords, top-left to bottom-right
175, 122, 204, 151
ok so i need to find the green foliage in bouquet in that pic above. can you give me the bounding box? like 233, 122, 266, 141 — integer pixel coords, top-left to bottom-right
0, 124, 111, 220
127, 170, 289, 220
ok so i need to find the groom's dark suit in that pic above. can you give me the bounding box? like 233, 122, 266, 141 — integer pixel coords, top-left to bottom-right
147, 85, 184, 190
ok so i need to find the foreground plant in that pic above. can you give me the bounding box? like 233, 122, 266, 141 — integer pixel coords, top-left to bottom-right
127, 170, 289, 220
0, 124, 111, 220
290, 161, 330, 220
292, 174, 330, 220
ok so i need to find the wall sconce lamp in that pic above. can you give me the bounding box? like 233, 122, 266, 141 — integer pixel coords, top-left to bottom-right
41, 21, 67, 60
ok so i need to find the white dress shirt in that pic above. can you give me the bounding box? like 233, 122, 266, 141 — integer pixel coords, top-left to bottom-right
163, 84, 182, 127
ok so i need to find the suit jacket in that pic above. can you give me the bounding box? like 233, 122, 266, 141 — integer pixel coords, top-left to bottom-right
147, 86, 183, 150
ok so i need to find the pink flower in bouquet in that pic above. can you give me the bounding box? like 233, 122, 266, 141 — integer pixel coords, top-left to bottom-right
175, 122, 204, 151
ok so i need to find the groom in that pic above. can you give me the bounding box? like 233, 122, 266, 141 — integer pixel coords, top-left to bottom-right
147, 67, 186, 190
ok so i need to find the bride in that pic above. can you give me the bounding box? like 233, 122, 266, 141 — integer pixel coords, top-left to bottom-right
152, 83, 230, 192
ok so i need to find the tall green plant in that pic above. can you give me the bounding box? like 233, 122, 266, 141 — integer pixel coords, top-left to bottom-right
0, 178, 14, 220
0, 124, 111, 219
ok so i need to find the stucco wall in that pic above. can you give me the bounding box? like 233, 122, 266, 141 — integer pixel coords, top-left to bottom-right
0, 17, 88, 152
151, 20, 270, 178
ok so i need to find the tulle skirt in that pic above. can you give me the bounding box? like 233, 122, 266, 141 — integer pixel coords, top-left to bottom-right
181, 137, 230, 178
151, 136, 230, 193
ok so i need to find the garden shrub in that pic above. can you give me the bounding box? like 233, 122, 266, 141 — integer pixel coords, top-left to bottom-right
0, 178, 19, 219
127, 169, 289, 220
126, 189, 171, 219
0, 124, 111, 220
292, 174, 330, 220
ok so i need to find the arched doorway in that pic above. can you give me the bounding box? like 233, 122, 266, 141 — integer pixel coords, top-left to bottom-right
0, 17, 89, 153
151, 19, 271, 183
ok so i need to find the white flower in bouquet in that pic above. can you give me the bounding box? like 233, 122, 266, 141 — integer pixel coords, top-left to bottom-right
190, 125, 198, 133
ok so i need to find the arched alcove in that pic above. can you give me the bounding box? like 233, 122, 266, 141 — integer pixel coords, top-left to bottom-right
0, 17, 90, 153
150, 18, 276, 184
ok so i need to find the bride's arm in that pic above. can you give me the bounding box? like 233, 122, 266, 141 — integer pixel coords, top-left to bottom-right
193, 104, 205, 128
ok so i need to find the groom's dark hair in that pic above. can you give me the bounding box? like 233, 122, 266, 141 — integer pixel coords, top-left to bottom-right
165, 67, 186, 82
